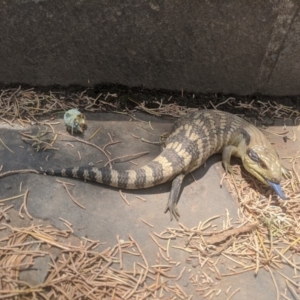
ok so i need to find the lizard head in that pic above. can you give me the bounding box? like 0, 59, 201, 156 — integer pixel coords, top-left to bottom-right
242, 145, 288, 200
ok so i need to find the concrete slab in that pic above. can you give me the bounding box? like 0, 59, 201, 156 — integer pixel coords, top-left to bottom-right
0, 111, 299, 298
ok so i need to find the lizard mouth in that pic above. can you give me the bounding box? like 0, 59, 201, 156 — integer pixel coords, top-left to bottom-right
265, 179, 288, 200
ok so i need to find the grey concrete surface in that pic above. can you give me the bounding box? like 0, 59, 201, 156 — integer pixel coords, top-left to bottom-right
1, 1, 300, 95
0, 111, 298, 299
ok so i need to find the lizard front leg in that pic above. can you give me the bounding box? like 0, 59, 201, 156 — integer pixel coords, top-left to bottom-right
222, 145, 240, 175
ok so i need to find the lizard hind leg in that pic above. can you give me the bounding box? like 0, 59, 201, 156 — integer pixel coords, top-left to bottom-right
164, 173, 185, 221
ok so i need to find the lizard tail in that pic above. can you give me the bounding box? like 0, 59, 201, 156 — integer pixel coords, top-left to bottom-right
40, 148, 187, 189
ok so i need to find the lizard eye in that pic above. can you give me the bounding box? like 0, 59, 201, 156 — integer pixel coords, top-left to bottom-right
247, 149, 260, 163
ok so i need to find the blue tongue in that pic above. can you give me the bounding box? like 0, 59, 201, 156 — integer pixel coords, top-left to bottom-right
266, 180, 288, 200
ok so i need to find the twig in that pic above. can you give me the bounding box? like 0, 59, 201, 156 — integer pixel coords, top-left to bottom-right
19, 189, 33, 220
0, 169, 39, 179
119, 190, 130, 206
58, 133, 112, 168
0, 193, 26, 203
205, 222, 258, 244
286, 280, 300, 300
0, 137, 14, 153
267, 266, 280, 300
141, 219, 154, 228
88, 127, 101, 141
61, 182, 86, 210
226, 288, 240, 300
104, 151, 149, 168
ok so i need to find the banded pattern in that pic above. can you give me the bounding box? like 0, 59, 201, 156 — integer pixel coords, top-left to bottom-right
41, 110, 288, 220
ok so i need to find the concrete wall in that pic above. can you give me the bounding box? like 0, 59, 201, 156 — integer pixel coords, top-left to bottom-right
0, 0, 299, 95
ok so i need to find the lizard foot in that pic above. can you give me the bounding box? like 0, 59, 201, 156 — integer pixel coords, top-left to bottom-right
164, 173, 185, 221
164, 202, 180, 221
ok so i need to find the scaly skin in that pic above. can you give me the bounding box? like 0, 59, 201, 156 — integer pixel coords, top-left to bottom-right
41, 110, 289, 220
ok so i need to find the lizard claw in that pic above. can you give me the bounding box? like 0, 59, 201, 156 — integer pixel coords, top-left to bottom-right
164, 202, 180, 221
281, 165, 292, 179
223, 163, 239, 176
